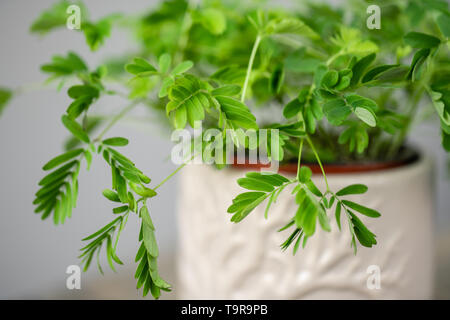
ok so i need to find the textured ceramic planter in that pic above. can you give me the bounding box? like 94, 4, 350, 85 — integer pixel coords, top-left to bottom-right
176, 155, 434, 299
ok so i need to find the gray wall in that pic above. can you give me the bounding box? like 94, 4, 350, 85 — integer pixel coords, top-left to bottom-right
0, 0, 448, 299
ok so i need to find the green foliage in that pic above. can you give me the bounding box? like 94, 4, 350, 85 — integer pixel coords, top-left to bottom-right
228, 172, 291, 222
41, 52, 88, 78
34, 148, 84, 224
0, 88, 12, 115
30, 0, 85, 34
83, 15, 117, 51
193, 8, 227, 35
25, 0, 450, 299
135, 208, 171, 298
31, 0, 118, 51
404, 32, 441, 48
79, 216, 124, 273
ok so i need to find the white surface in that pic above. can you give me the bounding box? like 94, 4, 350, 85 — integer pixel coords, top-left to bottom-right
177, 158, 434, 299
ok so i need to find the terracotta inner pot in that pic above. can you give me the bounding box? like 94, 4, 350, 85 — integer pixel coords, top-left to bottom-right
231, 147, 420, 174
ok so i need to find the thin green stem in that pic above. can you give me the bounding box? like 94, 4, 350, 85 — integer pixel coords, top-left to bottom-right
94, 100, 141, 142
306, 135, 330, 192
296, 138, 304, 181
241, 34, 262, 103
326, 51, 342, 66
153, 152, 197, 191
174, 0, 195, 64
386, 84, 425, 159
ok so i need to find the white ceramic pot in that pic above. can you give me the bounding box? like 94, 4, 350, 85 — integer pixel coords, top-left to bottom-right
176, 156, 434, 299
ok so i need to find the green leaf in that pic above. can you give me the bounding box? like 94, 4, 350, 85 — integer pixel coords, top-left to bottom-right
0, 88, 13, 115
362, 64, 399, 83
283, 98, 303, 119
335, 69, 352, 91
173, 105, 187, 129
140, 206, 155, 230
350, 53, 376, 86
42, 149, 84, 171
211, 65, 246, 85
102, 189, 121, 202
270, 64, 285, 95
354, 106, 377, 127
40, 51, 88, 78
323, 99, 352, 125
335, 202, 342, 231
198, 8, 227, 35
346, 94, 378, 111
68, 85, 99, 99
237, 177, 274, 192
170, 61, 194, 76
330, 27, 378, 55
38, 160, 77, 186
129, 183, 157, 198
67, 96, 94, 119
294, 187, 324, 236
30, 0, 83, 34
142, 224, 158, 258
442, 130, 450, 152
229, 193, 267, 222
317, 207, 331, 232
62, 115, 90, 143
321, 70, 339, 88
82, 216, 122, 241
215, 96, 258, 130
158, 53, 172, 74
159, 77, 174, 98
407, 48, 430, 81
265, 18, 319, 39
211, 85, 241, 97
83, 16, 115, 51
437, 14, 450, 38
342, 200, 381, 218
113, 205, 129, 214
404, 32, 441, 48
305, 180, 322, 197
125, 58, 157, 76
336, 184, 368, 196
349, 212, 377, 247
103, 137, 129, 146
166, 75, 209, 128
298, 167, 312, 183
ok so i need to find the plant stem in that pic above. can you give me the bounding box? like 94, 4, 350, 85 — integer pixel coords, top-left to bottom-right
95, 100, 141, 142
296, 138, 304, 181
153, 152, 197, 191
386, 85, 425, 159
241, 34, 262, 103
174, 0, 196, 64
306, 135, 330, 192
326, 51, 342, 66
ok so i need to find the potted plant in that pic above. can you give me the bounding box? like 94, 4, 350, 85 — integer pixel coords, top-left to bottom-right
2, 0, 448, 299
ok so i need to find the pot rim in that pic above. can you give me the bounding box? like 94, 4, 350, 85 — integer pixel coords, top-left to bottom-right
231, 145, 421, 175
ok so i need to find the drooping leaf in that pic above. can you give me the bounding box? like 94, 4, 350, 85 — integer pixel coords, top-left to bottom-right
61, 115, 90, 143
404, 32, 441, 48
342, 200, 381, 218
103, 137, 129, 147
336, 184, 368, 196
42, 148, 84, 171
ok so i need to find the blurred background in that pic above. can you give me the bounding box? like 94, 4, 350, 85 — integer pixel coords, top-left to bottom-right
0, 0, 449, 299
